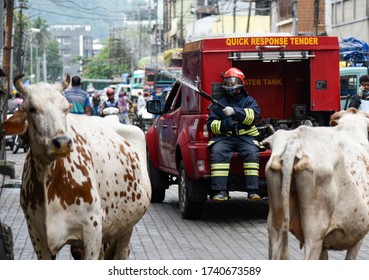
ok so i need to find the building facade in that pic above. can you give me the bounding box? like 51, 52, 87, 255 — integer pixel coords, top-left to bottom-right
329, 0, 369, 43
49, 25, 93, 77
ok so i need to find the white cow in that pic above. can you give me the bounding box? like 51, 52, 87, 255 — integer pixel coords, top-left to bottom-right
1, 74, 151, 260
262, 108, 369, 260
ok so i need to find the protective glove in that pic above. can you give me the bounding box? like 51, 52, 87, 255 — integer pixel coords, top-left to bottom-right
222, 106, 235, 116
221, 117, 234, 131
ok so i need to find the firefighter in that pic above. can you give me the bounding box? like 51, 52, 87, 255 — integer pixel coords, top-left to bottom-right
207, 67, 262, 202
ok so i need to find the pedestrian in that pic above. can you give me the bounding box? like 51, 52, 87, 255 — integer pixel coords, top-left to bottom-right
63, 76, 91, 115
118, 91, 133, 124
8, 92, 23, 113
91, 90, 101, 116
348, 74, 369, 112
100, 88, 119, 116
14, 92, 23, 107
207, 67, 262, 202
137, 91, 146, 112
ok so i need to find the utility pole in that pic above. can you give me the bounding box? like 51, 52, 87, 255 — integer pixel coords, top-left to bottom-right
246, 0, 252, 33
233, 0, 237, 33
292, 0, 298, 35
2, 0, 15, 160
15, 0, 28, 75
314, 0, 320, 35
3, 1, 14, 104
180, 0, 183, 47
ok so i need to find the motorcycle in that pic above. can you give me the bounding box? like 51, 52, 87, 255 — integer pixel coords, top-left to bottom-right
4, 111, 14, 150
12, 134, 28, 154
102, 107, 120, 122
134, 107, 154, 132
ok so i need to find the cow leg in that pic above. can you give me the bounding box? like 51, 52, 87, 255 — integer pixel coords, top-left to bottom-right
319, 248, 328, 260
266, 168, 289, 259
294, 168, 327, 260
82, 227, 103, 260
70, 241, 84, 260
345, 239, 363, 260
116, 228, 133, 260
27, 226, 54, 260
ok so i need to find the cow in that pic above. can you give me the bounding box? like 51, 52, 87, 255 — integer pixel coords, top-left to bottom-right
261, 108, 369, 260
0, 74, 151, 260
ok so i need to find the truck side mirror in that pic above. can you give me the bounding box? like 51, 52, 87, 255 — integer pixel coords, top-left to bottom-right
146, 100, 162, 115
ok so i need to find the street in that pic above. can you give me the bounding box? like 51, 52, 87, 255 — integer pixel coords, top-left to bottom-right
1, 149, 369, 260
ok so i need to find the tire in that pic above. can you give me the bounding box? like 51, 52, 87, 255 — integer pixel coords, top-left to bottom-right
148, 155, 169, 203
12, 136, 19, 154
178, 161, 204, 219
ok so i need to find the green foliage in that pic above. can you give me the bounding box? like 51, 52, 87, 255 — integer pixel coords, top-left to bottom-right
46, 40, 63, 81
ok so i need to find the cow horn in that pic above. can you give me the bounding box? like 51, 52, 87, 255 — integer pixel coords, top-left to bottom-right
13, 73, 29, 96
61, 74, 71, 91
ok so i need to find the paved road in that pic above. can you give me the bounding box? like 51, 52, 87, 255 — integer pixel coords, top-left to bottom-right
1, 149, 369, 260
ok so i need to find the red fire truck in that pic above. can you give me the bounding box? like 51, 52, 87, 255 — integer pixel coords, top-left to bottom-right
146, 35, 340, 219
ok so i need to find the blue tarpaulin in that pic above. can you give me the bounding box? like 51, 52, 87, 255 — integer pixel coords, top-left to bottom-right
340, 37, 369, 66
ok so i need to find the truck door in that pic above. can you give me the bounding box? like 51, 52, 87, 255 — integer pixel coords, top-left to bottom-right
310, 51, 340, 111
156, 82, 182, 171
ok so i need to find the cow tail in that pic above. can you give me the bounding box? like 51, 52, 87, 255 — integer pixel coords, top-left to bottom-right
281, 140, 300, 230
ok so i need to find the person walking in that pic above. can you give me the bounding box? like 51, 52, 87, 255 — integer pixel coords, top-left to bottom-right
207, 67, 262, 202
91, 90, 101, 116
137, 91, 146, 112
118, 92, 132, 124
63, 76, 91, 115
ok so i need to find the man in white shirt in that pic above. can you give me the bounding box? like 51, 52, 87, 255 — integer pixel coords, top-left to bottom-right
137, 91, 146, 111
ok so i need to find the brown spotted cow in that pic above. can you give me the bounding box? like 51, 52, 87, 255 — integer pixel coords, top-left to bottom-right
1, 74, 151, 260
262, 108, 369, 260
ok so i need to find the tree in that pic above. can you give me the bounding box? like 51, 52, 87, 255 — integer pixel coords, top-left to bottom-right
83, 38, 133, 79
46, 40, 63, 81
32, 16, 51, 50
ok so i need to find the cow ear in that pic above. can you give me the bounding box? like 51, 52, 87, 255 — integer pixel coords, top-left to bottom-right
1, 110, 27, 135
329, 110, 344, 126
347, 107, 358, 114
329, 120, 338, 127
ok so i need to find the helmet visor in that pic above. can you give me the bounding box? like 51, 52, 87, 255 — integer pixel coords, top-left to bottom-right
223, 77, 242, 87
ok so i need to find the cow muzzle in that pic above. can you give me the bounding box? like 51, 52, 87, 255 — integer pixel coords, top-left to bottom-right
50, 135, 73, 157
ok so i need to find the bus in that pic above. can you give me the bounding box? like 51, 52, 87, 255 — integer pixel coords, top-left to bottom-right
144, 66, 181, 93
130, 70, 145, 98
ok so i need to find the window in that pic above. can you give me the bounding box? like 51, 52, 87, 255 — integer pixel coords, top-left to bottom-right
340, 75, 358, 97
63, 37, 71, 44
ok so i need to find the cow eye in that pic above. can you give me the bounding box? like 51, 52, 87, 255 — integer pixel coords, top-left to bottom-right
29, 106, 37, 114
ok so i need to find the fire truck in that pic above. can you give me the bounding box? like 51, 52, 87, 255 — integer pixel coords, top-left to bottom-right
146, 35, 341, 219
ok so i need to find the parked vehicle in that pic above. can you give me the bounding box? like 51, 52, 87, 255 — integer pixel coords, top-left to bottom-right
146, 35, 341, 219
340, 67, 368, 110
339, 37, 369, 110
144, 66, 181, 92
12, 134, 28, 154
130, 69, 145, 102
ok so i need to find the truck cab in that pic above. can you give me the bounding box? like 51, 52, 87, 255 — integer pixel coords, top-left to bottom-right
339, 66, 368, 110
146, 35, 341, 219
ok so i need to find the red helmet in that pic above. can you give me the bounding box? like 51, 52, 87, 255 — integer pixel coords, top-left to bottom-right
106, 88, 114, 96
222, 67, 245, 97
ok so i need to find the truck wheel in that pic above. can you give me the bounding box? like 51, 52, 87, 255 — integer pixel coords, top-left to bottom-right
178, 161, 204, 219
148, 156, 168, 203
